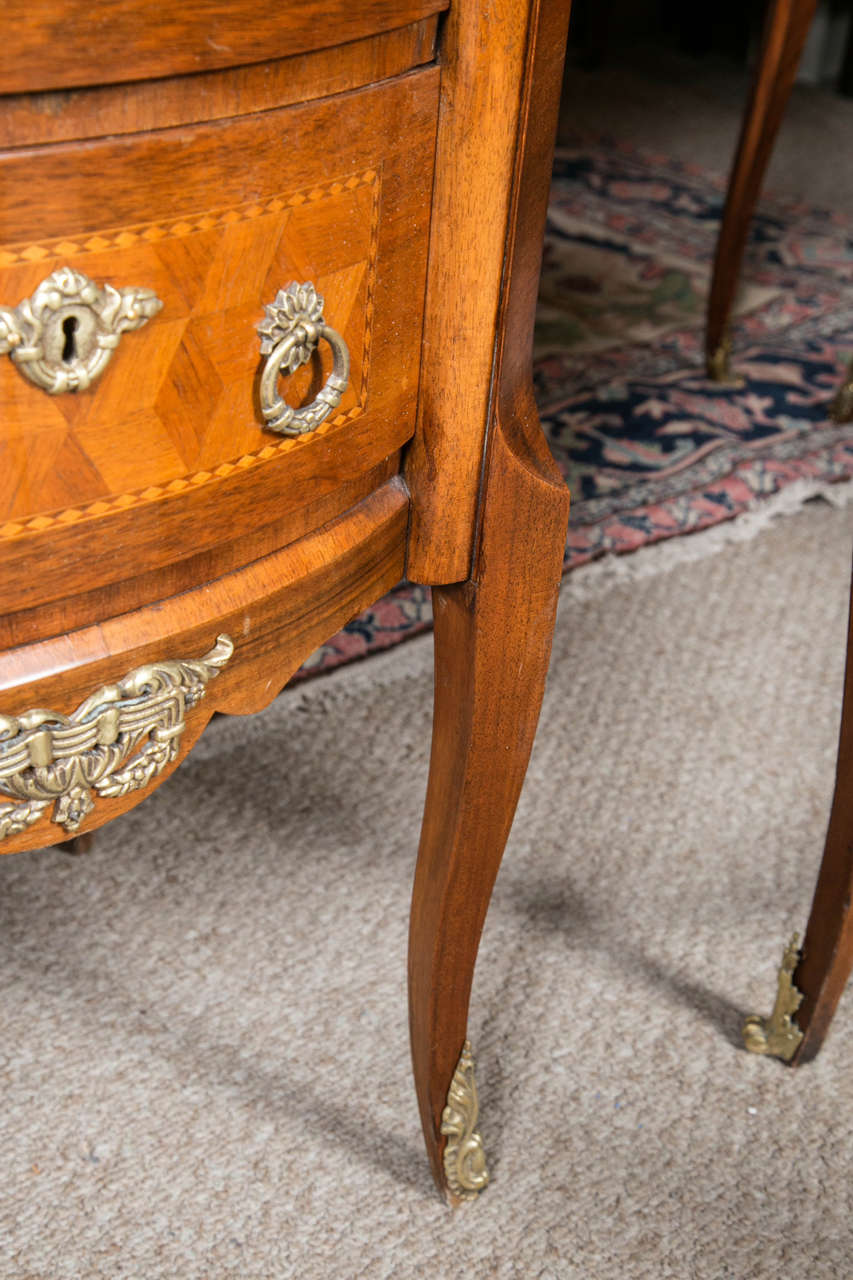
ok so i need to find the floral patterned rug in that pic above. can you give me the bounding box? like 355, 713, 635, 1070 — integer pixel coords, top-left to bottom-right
296, 137, 853, 680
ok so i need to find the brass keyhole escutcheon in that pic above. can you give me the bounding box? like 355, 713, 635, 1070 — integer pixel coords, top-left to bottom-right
0, 267, 162, 394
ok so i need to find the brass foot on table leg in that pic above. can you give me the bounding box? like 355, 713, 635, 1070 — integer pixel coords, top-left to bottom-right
441, 1040, 489, 1204
743, 933, 805, 1062
830, 357, 853, 423
706, 334, 745, 387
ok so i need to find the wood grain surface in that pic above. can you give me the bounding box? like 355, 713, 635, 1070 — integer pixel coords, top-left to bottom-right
0, 20, 438, 148
0, 459, 398, 650
404, 0, 568, 585
0, 0, 448, 95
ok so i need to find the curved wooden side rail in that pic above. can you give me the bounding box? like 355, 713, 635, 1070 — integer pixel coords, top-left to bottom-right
706, 0, 817, 380
0, 480, 407, 854
407, 0, 572, 1201
0, 20, 439, 147
0, 0, 447, 96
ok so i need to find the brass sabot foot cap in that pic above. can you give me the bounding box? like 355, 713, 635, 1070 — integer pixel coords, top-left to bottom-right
742, 934, 804, 1062
441, 1040, 489, 1204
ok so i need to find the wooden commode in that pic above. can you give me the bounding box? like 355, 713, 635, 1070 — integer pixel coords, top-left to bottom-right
0, 1, 572, 1201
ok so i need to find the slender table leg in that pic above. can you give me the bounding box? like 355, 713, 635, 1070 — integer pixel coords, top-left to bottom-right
408, 407, 570, 1202
791, 561, 853, 1062
706, 0, 818, 381
744, 560, 853, 1063
830, 358, 853, 423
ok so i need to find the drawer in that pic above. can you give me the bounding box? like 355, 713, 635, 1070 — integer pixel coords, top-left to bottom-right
0, 66, 439, 634
0, 478, 409, 853
1, 0, 448, 94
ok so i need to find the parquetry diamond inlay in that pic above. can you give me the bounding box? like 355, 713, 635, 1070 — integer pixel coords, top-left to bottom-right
0, 170, 379, 538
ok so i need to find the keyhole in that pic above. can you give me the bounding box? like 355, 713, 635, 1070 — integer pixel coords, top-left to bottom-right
61, 315, 78, 364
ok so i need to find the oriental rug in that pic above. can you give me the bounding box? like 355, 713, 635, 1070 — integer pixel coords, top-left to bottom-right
297, 137, 853, 679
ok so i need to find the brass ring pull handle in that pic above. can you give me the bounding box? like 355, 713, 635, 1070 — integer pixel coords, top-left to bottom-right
0, 267, 162, 394
257, 282, 350, 436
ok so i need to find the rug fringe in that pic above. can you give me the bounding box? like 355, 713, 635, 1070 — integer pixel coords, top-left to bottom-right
559, 478, 853, 605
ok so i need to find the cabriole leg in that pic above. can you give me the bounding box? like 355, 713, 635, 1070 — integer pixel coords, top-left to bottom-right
408, 416, 570, 1201
744, 563, 853, 1063
790, 563, 853, 1063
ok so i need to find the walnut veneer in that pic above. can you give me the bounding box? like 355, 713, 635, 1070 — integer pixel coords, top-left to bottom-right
0, 1, 572, 1201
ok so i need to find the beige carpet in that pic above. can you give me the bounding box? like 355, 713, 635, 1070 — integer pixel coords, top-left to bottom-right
1, 497, 852, 1278
559, 46, 853, 210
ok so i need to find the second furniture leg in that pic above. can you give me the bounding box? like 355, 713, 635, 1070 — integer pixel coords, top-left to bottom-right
792, 562, 853, 1062
706, 0, 818, 380
744, 561, 853, 1062
408, 417, 570, 1202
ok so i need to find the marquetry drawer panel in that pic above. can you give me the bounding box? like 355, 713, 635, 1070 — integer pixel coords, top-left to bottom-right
0, 66, 439, 621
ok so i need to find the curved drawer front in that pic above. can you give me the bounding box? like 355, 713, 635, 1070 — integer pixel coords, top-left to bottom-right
0, 66, 438, 622
0, 0, 447, 94
0, 479, 409, 854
